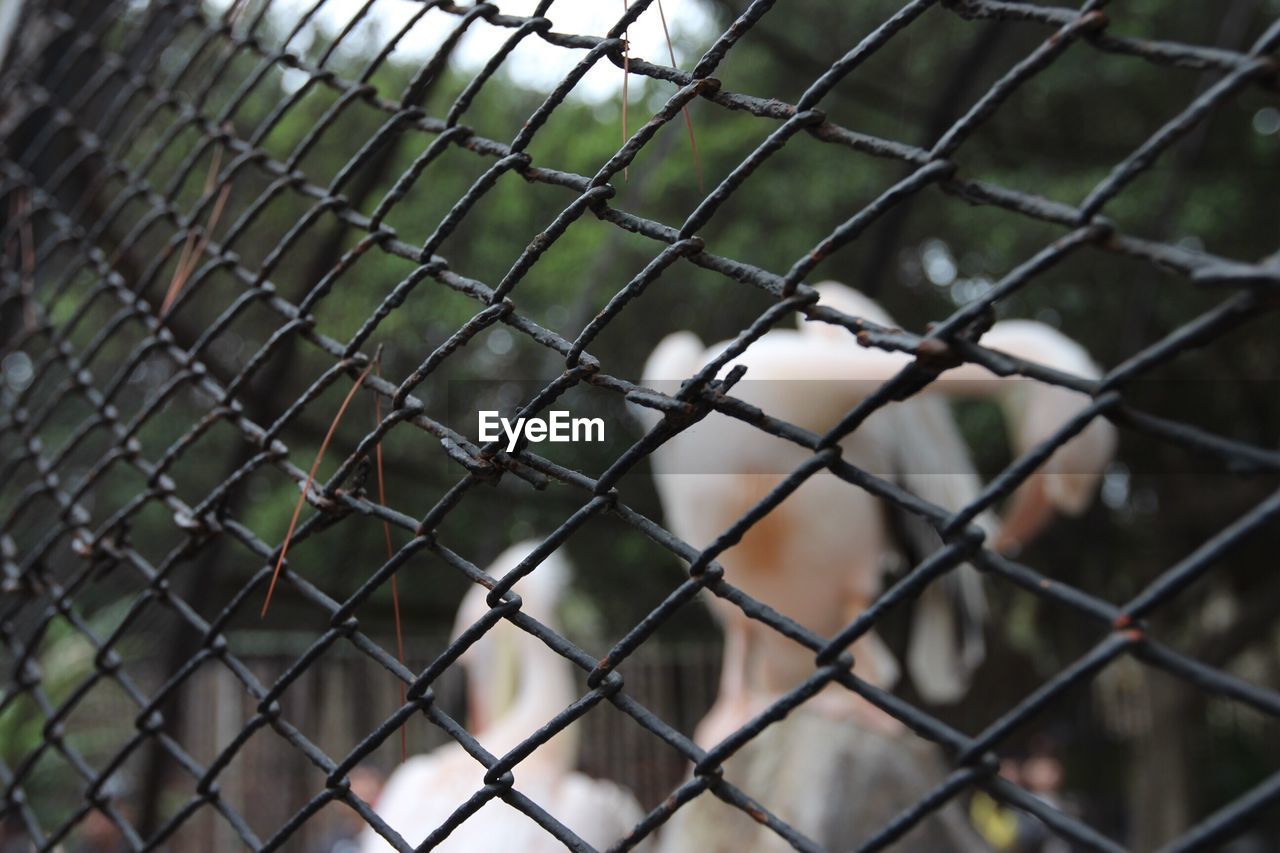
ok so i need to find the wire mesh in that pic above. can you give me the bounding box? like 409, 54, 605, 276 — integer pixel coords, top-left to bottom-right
1, 0, 1279, 850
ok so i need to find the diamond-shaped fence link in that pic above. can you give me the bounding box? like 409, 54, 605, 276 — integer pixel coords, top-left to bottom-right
1, 0, 1278, 850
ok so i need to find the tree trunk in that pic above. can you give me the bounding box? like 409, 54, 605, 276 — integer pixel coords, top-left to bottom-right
1127, 673, 1192, 850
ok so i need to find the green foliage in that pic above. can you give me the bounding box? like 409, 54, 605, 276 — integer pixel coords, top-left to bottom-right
0, 603, 137, 829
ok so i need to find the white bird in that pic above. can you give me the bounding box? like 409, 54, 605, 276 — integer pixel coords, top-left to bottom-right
636, 282, 1116, 748
359, 542, 647, 852
936, 318, 1120, 555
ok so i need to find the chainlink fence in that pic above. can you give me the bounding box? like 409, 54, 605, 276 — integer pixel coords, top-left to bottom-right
2, 0, 1279, 850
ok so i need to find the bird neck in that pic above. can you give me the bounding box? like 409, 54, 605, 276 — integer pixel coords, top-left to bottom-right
475, 616, 580, 765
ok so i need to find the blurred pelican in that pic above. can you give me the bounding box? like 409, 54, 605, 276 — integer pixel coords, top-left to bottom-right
360, 542, 646, 852
636, 282, 1116, 747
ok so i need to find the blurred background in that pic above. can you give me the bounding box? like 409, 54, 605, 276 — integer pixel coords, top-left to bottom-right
2, 0, 1279, 850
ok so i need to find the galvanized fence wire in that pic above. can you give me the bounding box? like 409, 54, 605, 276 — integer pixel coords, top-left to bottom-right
0, 0, 1278, 850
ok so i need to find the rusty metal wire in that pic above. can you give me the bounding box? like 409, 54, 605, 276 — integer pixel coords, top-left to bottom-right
1, 0, 1278, 850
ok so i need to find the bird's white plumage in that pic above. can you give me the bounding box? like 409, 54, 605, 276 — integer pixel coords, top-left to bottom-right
359, 542, 646, 852
637, 282, 1116, 743
932, 318, 1119, 552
